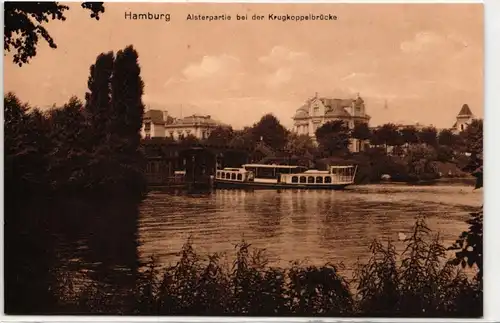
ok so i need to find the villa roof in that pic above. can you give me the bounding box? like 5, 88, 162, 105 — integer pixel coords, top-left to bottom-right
144, 109, 165, 125
324, 99, 352, 117
458, 104, 473, 116
168, 114, 225, 127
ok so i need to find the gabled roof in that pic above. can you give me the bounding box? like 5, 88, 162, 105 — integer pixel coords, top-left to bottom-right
144, 109, 165, 125
324, 99, 352, 117
458, 104, 473, 116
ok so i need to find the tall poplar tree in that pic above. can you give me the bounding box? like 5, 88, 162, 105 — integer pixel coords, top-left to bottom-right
85, 51, 114, 143
110, 45, 145, 148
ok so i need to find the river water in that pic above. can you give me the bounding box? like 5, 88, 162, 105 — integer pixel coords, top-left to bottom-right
138, 182, 482, 275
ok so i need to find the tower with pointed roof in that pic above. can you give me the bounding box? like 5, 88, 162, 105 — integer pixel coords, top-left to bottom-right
452, 104, 475, 134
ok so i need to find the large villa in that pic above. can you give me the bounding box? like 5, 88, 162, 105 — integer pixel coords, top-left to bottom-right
292, 93, 371, 152
141, 93, 477, 153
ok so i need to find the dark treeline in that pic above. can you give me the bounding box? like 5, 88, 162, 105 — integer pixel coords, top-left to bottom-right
4, 45, 147, 314
5, 46, 147, 199
184, 116, 482, 183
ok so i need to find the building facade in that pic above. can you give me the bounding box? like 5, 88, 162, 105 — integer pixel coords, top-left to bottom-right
452, 104, 475, 134
292, 93, 371, 152
141, 109, 227, 140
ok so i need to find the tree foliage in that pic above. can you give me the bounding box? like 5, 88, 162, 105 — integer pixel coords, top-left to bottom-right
351, 122, 372, 141
206, 126, 234, 146
377, 123, 402, 147
285, 133, 317, 157
405, 144, 439, 180
438, 129, 457, 147
250, 114, 289, 151
315, 120, 350, 157
399, 126, 419, 146
84, 51, 114, 143
4, 2, 105, 66
418, 127, 438, 147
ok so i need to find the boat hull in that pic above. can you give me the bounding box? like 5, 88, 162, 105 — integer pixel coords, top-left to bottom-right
214, 180, 351, 190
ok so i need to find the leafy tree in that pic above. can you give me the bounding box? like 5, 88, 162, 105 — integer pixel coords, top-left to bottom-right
380, 124, 402, 146
84, 51, 114, 143
250, 114, 289, 151
436, 145, 455, 163
369, 128, 384, 147
449, 148, 483, 282
461, 119, 483, 168
405, 144, 439, 180
179, 134, 201, 146
438, 129, 457, 147
46, 97, 89, 190
315, 120, 350, 156
418, 127, 438, 147
4, 2, 105, 66
351, 122, 372, 141
206, 126, 234, 146
110, 45, 145, 146
399, 126, 419, 146
373, 123, 401, 154
229, 128, 255, 148
4, 93, 49, 193
351, 122, 371, 151
285, 133, 317, 157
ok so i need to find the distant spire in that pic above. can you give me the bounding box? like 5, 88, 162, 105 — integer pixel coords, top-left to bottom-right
458, 103, 473, 116
384, 99, 388, 110
315, 92, 318, 98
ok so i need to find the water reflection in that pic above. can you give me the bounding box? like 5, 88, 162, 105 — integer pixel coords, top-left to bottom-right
139, 184, 482, 271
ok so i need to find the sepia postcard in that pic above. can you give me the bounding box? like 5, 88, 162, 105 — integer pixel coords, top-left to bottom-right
3, 1, 484, 318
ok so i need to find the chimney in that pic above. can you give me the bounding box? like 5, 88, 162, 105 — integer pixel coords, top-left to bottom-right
163, 110, 169, 122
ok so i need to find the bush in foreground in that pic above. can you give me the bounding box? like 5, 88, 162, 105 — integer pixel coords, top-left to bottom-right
55, 218, 482, 317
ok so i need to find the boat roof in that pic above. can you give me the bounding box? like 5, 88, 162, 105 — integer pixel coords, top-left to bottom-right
243, 164, 304, 169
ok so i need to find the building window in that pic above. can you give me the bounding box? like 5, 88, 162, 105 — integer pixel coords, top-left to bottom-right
461, 124, 464, 131
292, 176, 298, 183
316, 176, 323, 183
145, 134, 151, 139
222, 173, 226, 179
237, 174, 242, 180
144, 122, 151, 131
299, 176, 306, 183
231, 173, 236, 180
325, 176, 332, 183
308, 176, 315, 183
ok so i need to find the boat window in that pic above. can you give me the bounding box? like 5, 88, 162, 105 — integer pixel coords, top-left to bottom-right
325, 176, 332, 183
299, 176, 306, 183
256, 167, 275, 179
237, 174, 242, 180
316, 176, 323, 183
221, 172, 226, 179
308, 176, 315, 183
292, 176, 298, 183
231, 173, 236, 180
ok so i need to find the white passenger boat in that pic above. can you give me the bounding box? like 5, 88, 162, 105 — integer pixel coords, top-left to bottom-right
214, 164, 357, 190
